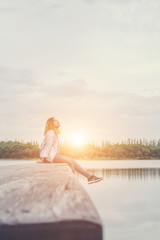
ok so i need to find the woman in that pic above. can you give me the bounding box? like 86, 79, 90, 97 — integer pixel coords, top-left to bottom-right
37, 117, 103, 184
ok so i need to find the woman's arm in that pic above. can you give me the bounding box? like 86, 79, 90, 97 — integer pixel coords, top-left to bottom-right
40, 130, 56, 158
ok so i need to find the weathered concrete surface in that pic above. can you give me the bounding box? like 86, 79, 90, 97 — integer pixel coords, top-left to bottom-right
0, 163, 103, 240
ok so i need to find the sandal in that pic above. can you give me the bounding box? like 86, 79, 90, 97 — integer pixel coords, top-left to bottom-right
88, 175, 103, 184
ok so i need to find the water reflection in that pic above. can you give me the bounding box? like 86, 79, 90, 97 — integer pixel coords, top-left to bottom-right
76, 168, 160, 181
75, 164, 160, 240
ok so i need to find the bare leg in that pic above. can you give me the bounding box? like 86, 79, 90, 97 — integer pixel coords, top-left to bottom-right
53, 154, 91, 179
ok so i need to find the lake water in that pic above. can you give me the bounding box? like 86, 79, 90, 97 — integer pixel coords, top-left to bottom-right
0, 160, 160, 240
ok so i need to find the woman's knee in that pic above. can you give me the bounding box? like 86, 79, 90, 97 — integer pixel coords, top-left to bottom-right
69, 158, 76, 164
65, 157, 76, 168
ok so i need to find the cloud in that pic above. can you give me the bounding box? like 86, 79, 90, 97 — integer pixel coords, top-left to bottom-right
0, 66, 41, 126
1, 65, 160, 120
33, 78, 160, 119
0, 66, 35, 85
83, 0, 160, 33
84, 0, 96, 3
0, 66, 39, 104
42, 79, 87, 99
48, 3, 66, 9
0, 66, 160, 142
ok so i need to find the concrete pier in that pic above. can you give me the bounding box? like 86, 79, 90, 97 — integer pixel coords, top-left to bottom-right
0, 163, 103, 240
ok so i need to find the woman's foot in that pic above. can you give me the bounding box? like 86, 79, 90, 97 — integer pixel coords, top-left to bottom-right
88, 175, 103, 184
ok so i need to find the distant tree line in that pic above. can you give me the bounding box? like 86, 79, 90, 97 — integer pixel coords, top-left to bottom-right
0, 140, 40, 159
60, 138, 160, 160
0, 138, 160, 160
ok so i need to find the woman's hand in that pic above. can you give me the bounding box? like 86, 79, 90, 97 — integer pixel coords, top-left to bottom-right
36, 157, 51, 163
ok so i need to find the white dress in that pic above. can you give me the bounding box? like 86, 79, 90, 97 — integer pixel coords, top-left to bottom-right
40, 130, 59, 163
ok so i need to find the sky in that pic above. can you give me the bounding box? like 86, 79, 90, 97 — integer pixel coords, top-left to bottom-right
0, 0, 160, 145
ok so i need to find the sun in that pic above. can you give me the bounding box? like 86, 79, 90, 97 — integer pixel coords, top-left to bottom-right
72, 135, 84, 146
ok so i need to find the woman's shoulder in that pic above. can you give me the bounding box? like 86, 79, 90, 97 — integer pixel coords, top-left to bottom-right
46, 130, 57, 137
46, 129, 55, 135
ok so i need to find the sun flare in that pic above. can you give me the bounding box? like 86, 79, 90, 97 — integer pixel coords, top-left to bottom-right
72, 135, 84, 146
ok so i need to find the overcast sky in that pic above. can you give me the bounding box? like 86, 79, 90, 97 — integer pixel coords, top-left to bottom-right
0, 0, 160, 144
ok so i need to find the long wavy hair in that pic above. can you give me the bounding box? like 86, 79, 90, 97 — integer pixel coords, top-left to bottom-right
44, 117, 60, 137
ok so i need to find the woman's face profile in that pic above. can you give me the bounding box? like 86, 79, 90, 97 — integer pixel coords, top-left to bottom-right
53, 118, 60, 128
